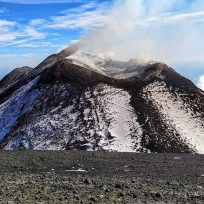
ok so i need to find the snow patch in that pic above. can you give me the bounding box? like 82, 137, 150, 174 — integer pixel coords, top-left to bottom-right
65, 169, 87, 172
143, 82, 204, 153
0, 76, 41, 142
83, 84, 143, 152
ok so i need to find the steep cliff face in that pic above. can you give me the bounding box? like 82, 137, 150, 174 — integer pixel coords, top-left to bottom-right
0, 51, 204, 153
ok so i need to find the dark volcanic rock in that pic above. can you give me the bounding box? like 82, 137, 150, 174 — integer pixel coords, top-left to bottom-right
0, 50, 204, 153
0, 151, 203, 203
0, 66, 32, 90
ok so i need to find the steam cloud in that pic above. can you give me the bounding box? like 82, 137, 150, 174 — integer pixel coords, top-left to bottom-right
197, 75, 204, 90
75, 0, 204, 65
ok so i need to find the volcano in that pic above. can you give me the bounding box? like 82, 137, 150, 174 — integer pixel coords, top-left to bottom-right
0, 46, 204, 153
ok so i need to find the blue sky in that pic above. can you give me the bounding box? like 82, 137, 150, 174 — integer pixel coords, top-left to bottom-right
0, 0, 111, 78
0, 0, 204, 88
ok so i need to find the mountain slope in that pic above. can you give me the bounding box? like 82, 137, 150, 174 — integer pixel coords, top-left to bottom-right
0, 50, 204, 153
0, 66, 32, 89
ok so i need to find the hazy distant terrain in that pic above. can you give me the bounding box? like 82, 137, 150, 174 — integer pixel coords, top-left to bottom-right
0, 151, 203, 203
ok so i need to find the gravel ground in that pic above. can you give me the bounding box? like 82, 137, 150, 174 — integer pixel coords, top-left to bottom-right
0, 151, 203, 204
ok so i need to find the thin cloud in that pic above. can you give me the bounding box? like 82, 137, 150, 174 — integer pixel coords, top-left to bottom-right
0, 0, 83, 4
36, 2, 204, 31
22, 2, 107, 31
159, 11, 204, 24
48, 10, 105, 29
0, 33, 16, 43
47, 1, 108, 29
131, 11, 204, 28
24, 26, 46, 39
16, 41, 52, 48
0, 22, 47, 46
0, 19, 15, 26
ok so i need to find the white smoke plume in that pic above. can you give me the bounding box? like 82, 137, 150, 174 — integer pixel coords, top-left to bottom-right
73, 0, 204, 65
197, 75, 204, 90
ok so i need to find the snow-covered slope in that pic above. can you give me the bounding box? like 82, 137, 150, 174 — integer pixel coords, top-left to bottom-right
3, 83, 143, 152
143, 82, 204, 153
0, 49, 204, 153
0, 77, 41, 142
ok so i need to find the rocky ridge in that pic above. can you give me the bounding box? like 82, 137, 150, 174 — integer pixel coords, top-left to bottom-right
0, 46, 204, 153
